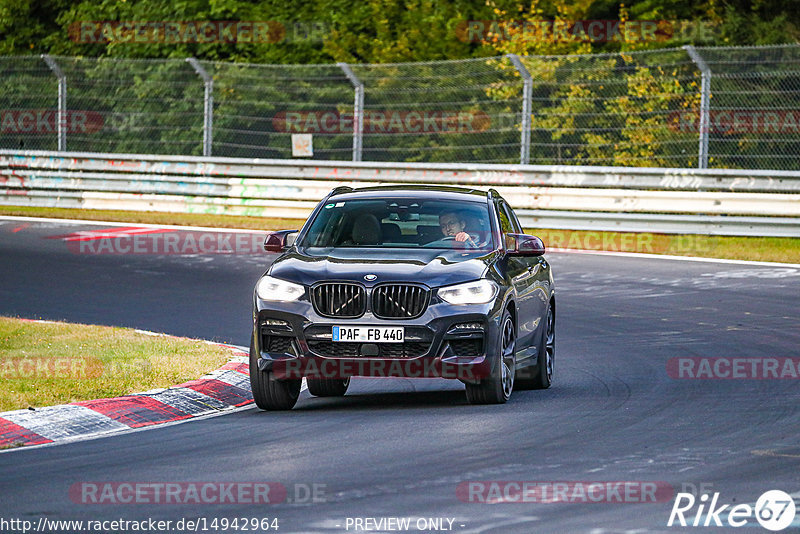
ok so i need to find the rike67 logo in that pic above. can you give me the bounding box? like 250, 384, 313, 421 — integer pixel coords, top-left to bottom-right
668, 490, 796, 531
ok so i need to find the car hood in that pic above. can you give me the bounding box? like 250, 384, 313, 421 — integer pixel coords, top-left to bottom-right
268, 247, 495, 288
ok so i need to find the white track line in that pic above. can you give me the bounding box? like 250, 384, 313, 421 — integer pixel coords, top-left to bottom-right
0, 215, 267, 234
550, 247, 800, 268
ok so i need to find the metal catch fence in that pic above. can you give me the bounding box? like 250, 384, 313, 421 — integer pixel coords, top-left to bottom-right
1, 44, 799, 169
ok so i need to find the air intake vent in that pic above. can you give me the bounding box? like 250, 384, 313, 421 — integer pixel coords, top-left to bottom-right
372, 284, 429, 319
449, 339, 483, 357
311, 283, 366, 318
307, 341, 430, 358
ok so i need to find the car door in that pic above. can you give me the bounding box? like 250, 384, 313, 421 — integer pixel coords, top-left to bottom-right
499, 200, 547, 362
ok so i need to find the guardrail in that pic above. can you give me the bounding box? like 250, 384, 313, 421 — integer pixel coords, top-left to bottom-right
2, 150, 799, 237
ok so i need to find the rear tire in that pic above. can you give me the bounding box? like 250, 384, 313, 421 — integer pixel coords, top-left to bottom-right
307, 377, 350, 397
465, 309, 515, 405
249, 333, 301, 410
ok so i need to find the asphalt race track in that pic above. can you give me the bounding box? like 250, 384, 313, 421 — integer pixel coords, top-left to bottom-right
1, 218, 799, 533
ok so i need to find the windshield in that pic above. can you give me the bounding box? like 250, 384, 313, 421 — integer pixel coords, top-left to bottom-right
300, 198, 494, 250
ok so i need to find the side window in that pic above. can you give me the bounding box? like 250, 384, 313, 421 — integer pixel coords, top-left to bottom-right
497, 201, 522, 250
504, 203, 523, 233
497, 201, 513, 234
498, 201, 521, 233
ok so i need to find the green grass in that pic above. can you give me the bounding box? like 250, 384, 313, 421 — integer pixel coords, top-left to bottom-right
0, 317, 234, 412
1, 205, 798, 263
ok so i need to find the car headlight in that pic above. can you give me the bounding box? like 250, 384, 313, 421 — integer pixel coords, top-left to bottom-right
438, 280, 498, 305
256, 276, 305, 301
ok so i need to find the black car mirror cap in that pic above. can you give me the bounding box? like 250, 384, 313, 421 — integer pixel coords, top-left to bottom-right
506, 233, 546, 256
263, 230, 300, 252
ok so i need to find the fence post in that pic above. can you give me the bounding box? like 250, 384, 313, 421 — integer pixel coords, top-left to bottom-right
684, 45, 711, 169
506, 54, 532, 165
186, 58, 214, 157
337, 62, 364, 162
41, 55, 66, 152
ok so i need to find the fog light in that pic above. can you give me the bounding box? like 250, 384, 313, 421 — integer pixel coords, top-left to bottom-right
450, 322, 483, 331
262, 319, 290, 327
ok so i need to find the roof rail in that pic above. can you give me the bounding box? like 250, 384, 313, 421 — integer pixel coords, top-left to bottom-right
330, 186, 354, 196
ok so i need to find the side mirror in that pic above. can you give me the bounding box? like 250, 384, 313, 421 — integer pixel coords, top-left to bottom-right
263, 230, 299, 252
506, 233, 545, 256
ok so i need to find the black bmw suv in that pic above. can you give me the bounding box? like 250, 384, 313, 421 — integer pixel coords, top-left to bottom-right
250, 186, 555, 409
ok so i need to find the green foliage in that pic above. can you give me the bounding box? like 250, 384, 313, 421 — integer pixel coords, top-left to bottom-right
1, 0, 797, 167
2, 0, 797, 62
1, 0, 500, 63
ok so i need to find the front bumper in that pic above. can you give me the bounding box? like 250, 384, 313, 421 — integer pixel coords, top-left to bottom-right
252, 296, 503, 382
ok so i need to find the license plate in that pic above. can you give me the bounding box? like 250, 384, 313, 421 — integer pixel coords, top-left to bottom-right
332, 326, 404, 343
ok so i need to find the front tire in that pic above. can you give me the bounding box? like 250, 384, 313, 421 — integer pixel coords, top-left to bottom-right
465, 309, 515, 405
532, 300, 555, 389
307, 377, 350, 397
249, 334, 301, 410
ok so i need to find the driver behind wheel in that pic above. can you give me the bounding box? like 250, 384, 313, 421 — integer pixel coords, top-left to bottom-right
439, 211, 476, 247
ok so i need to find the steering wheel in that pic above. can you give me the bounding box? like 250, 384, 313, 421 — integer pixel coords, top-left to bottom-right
438, 235, 478, 248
